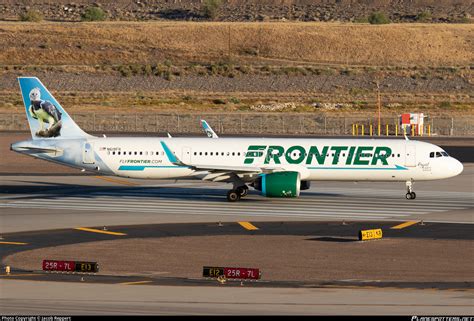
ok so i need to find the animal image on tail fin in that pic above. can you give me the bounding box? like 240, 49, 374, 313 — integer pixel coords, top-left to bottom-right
18, 77, 91, 139
28, 87, 62, 137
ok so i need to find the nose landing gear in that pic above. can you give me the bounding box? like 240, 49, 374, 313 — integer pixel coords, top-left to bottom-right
405, 180, 416, 200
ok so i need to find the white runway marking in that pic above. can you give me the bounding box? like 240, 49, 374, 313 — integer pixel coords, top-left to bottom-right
1, 185, 472, 222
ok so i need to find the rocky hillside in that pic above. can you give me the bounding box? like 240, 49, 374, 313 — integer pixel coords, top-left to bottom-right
0, 0, 472, 23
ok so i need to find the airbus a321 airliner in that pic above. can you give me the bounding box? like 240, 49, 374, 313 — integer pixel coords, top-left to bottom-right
11, 77, 463, 202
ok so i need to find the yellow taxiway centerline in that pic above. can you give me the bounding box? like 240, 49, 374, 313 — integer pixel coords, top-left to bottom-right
119, 281, 153, 285
391, 221, 419, 230
0, 273, 40, 277
238, 222, 259, 231
75, 227, 127, 236
0, 241, 28, 245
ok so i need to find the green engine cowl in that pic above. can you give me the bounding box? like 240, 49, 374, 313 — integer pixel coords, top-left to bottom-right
253, 171, 301, 197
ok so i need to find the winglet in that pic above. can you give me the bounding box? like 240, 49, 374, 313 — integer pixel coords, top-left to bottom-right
167, 132, 172, 138
200, 119, 219, 138
160, 141, 185, 166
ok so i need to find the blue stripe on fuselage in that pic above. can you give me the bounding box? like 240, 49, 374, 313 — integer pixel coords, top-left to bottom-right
307, 165, 408, 170
118, 164, 408, 171
118, 165, 189, 171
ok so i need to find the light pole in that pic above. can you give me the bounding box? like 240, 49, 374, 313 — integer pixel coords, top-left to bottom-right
376, 81, 381, 136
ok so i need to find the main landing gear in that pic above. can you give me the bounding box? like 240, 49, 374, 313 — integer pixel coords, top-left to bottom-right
227, 185, 248, 202
405, 180, 416, 200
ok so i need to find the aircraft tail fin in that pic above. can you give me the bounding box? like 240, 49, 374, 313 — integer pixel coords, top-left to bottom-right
200, 119, 219, 138
18, 77, 92, 139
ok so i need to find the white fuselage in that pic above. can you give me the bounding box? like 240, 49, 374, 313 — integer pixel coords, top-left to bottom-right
66, 137, 462, 182
14, 77, 465, 201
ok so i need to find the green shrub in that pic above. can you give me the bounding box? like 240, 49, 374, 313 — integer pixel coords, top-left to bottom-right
143, 64, 153, 76
439, 101, 451, 109
19, 10, 43, 22
163, 70, 173, 81
118, 65, 131, 77
238, 65, 252, 74
229, 97, 241, 104
129, 64, 142, 75
456, 16, 471, 23
368, 12, 391, 24
416, 11, 432, 22
81, 6, 107, 21
354, 16, 369, 23
201, 0, 222, 20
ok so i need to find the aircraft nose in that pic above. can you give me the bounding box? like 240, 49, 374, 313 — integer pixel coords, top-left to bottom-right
450, 158, 464, 177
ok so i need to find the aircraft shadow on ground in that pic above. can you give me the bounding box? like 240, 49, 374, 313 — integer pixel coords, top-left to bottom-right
305, 236, 359, 243
2, 181, 342, 202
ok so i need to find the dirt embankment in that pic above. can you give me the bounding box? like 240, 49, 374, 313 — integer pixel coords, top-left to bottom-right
0, 22, 472, 113
1, 22, 472, 66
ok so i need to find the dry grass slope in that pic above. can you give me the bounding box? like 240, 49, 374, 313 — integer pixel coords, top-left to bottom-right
0, 22, 472, 66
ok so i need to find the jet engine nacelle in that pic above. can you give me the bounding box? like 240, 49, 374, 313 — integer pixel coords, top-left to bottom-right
252, 171, 301, 197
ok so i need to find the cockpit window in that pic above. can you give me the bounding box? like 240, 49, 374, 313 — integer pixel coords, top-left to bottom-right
430, 151, 449, 158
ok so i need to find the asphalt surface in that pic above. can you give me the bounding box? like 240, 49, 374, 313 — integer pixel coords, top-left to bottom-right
0, 132, 473, 315
1, 164, 472, 233
2, 279, 472, 315
1, 221, 473, 290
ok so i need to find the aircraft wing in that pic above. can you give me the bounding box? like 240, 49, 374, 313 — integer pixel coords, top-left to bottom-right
188, 164, 280, 174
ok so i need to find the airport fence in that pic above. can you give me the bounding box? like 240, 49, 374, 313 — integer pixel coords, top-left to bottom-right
1, 113, 473, 136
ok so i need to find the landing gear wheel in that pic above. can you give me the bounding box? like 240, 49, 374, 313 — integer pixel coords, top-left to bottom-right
236, 186, 248, 197
227, 190, 241, 202
405, 180, 416, 200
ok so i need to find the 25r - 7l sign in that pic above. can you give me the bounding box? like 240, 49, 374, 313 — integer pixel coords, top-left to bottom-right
203, 266, 261, 280
43, 259, 99, 273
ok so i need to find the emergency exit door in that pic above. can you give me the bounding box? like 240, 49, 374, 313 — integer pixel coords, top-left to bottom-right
405, 144, 416, 167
